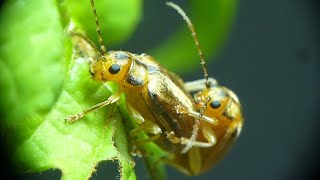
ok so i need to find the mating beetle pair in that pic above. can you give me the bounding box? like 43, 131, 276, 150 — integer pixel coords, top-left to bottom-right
66, 0, 243, 175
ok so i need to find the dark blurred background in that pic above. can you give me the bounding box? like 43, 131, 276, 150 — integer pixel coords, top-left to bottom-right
1, 0, 319, 179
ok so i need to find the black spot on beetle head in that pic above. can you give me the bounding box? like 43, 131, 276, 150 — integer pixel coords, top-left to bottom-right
210, 100, 221, 109
108, 64, 121, 74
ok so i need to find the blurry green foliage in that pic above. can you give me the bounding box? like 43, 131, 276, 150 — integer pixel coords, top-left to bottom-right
0, 0, 236, 179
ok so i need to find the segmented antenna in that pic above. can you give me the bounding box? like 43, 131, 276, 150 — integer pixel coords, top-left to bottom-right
90, 0, 107, 54
166, 2, 210, 89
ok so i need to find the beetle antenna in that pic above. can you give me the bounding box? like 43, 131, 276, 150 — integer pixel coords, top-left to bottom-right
166, 2, 210, 89
90, 0, 107, 55
167, 1, 211, 153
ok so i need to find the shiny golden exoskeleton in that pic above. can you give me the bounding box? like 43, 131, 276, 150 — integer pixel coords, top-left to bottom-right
167, 81, 243, 175
88, 50, 212, 153
66, 0, 243, 176
68, 0, 217, 157
194, 86, 243, 172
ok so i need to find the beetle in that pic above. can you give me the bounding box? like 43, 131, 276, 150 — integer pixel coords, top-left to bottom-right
164, 78, 243, 175
157, 3, 244, 174
66, 0, 243, 176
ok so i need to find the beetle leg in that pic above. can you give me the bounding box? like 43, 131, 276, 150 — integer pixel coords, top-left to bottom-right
130, 134, 161, 157
165, 131, 215, 148
135, 134, 161, 146
129, 126, 144, 140
65, 92, 121, 123
187, 110, 218, 125
175, 104, 218, 125
174, 104, 217, 152
166, 131, 181, 144
127, 105, 162, 135
128, 120, 162, 139
184, 78, 218, 92
201, 124, 217, 145
180, 137, 214, 148
181, 124, 217, 150
127, 104, 145, 124
130, 130, 161, 158
129, 124, 161, 156
181, 117, 201, 153
142, 120, 162, 135
181, 125, 217, 149
127, 105, 162, 154
129, 119, 162, 145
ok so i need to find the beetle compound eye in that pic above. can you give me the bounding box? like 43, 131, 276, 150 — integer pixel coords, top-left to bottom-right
109, 64, 121, 74
210, 100, 221, 109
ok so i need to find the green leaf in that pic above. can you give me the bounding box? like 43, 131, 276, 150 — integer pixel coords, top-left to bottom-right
151, 0, 238, 74
0, 0, 141, 179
